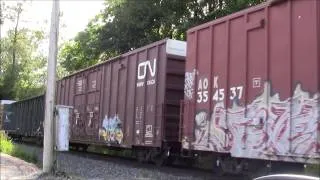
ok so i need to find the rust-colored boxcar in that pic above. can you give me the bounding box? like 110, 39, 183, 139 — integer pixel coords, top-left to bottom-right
57, 39, 186, 151
182, 0, 320, 164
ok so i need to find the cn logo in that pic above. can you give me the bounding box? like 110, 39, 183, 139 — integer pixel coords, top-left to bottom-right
137, 58, 157, 80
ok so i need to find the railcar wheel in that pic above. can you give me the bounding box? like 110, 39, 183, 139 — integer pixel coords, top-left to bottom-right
153, 148, 173, 167
246, 161, 271, 179
80, 145, 88, 152
75, 146, 80, 151
35, 138, 43, 146
136, 150, 147, 163
154, 154, 167, 167
215, 157, 246, 176
213, 158, 224, 176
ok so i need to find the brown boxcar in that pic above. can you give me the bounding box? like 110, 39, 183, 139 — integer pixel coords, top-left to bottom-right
182, 0, 320, 164
57, 39, 186, 154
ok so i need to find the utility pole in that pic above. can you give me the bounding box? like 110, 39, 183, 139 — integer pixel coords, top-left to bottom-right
43, 0, 60, 173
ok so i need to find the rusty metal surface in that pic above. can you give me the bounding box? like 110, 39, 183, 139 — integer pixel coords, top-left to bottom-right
182, 0, 320, 164
57, 39, 186, 148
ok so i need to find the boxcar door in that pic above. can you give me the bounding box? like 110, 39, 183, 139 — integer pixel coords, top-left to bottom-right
85, 68, 102, 141
73, 74, 87, 140
243, 11, 271, 156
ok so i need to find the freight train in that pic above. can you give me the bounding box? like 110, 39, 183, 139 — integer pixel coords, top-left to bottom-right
2, 0, 320, 177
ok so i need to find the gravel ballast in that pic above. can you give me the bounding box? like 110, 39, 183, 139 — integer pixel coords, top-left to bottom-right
15, 143, 244, 180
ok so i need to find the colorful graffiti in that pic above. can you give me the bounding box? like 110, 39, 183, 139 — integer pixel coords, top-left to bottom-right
184, 82, 320, 163
99, 114, 124, 144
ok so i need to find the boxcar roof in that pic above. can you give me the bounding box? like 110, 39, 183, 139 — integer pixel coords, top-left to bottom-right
59, 38, 186, 81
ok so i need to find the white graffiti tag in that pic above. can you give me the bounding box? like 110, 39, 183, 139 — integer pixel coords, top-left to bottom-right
184, 69, 197, 100
191, 82, 320, 164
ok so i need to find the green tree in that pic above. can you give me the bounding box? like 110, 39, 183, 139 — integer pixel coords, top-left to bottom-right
59, 14, 105, 73
59, 0, 265, 73
0, 1, 47, 100
0, 1, 24, 99
0, 29, 47, 100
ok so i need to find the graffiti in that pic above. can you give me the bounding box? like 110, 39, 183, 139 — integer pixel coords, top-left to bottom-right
193, 111, 210, 149
184, 69, 197, 99
99, 114, 124, 144
187, 82, 320, 163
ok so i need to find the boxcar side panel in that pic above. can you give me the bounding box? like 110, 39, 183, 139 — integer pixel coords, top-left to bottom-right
73, 73, 87, 140
155, 44, 167, 146
58, 39, 185, 150
98, 40, 178, 148
290, 0, 319, 156
99, 62, 112, 144
9, 96, 44, 137
317, 0, 320, 154
134, 50, 148, 146
183, 0, 320, 164
182, 31, 197, 146
117, 57, 129, 145
125, 54, 138, 146
85, 67, 102, 141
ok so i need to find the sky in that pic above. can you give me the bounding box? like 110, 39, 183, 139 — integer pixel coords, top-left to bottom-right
1, 0, 105, 43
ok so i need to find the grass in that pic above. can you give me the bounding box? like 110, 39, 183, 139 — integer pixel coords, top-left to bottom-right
304, 164, 320, 177
0, 131, 37, 164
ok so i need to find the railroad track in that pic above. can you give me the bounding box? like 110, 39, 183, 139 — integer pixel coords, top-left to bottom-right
15, 141, 247, 180
62, 148, 246, 180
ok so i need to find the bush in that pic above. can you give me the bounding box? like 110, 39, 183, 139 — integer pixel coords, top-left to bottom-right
0, 131, 37, 163
0, 131, 14, 154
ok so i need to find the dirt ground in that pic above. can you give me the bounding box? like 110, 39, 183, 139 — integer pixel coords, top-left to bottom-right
0, 153, 83, 180
0, 153, 40, 180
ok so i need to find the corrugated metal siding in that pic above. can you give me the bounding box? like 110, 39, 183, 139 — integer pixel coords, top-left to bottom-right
317, 0, 320, 154
183, 0, 320, 164
57, 39, 186, 149
7, 96, 45, 136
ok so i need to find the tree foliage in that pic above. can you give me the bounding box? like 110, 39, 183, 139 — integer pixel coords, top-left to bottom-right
0, 0, 267, 99
59, 18, 103, 73
0, 2, 47, 100
60, 0, 265, 73
0, 29, 47, 100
